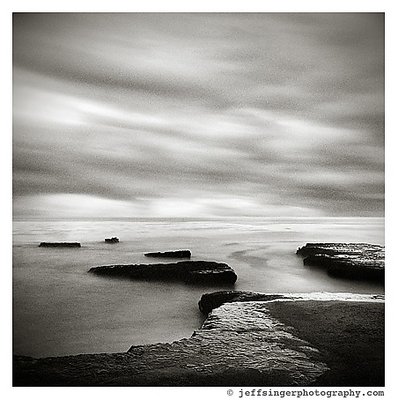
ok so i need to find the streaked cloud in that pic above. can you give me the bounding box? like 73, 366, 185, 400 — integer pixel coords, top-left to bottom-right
13, 13, 384, 217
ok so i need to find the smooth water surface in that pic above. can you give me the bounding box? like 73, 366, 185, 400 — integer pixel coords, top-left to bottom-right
13, 217, 384, 357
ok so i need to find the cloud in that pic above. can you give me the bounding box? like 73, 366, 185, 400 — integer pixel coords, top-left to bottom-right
13, 13, 384, 218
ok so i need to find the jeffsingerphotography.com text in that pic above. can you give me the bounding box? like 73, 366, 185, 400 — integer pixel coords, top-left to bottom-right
228, 388, 385, 398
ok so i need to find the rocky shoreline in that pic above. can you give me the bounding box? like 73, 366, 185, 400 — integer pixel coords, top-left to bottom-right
13, 292, 384, 386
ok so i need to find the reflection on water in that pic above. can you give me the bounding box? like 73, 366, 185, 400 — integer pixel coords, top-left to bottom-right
13, 217, 384, 357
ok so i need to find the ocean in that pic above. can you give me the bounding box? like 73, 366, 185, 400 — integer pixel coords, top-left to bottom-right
13, 217, 384, 358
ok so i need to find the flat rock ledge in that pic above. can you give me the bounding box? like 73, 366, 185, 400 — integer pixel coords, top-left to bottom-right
88, 261, 237, 284
144, 250, 191, 258
198, 290, 384, 314
39, 242, 81, 248
296, 243, 384, 282
13, 292, 384, 386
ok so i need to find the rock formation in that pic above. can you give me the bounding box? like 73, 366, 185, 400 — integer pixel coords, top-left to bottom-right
198, 290, 286, 314
39, 242, 81, 248
105, 237, 119, 243
89, 261, 237, 284
198, 290, 384, 314
144, 250, 191, 258
296, 243, 384, 282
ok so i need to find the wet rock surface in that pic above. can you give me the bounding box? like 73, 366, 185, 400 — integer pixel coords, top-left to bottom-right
126, 301, 329, 386
39, 242, 81, 248
145, 250, 191, 258
297, 243, 384, 282
88, 261, 237, 284
13, 292, 384, 386
266, 300, 385, 386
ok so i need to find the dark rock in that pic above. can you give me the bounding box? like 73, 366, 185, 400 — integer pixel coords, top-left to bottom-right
144, 250, 191, 258
105, 237, 119, 243
303, 254, 333, 268
297, 243, 384, 283
39, 242, 81, 248
198, 290, 286, 314
297, 242, 383, 257
89, 261, 237, 284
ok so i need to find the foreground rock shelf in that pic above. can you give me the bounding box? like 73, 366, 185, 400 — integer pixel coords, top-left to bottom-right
89, 261, 237, 284
14, 292, 384, 386
297, 243, 384, 282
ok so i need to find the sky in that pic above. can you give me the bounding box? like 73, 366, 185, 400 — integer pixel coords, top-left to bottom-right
13, 13, 384, 218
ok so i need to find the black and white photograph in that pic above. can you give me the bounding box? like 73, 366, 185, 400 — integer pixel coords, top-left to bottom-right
11, 10, 386, 390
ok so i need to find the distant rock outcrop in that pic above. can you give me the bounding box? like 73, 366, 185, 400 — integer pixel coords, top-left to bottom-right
144, 250, 191, 258
89, 261, 237, 284
105, 237, 119, 243
39, 242, 81, 248
297, 243, 384, 282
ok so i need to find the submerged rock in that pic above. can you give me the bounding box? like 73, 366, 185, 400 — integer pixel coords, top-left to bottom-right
39, 242, 81, 248
144, 250, 191, 258
89, 261, 237, 284
297, 243, 384, 283
105, 237, 119, 243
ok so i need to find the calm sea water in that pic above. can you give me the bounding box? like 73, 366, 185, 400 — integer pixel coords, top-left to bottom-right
13, 217, 384, 357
